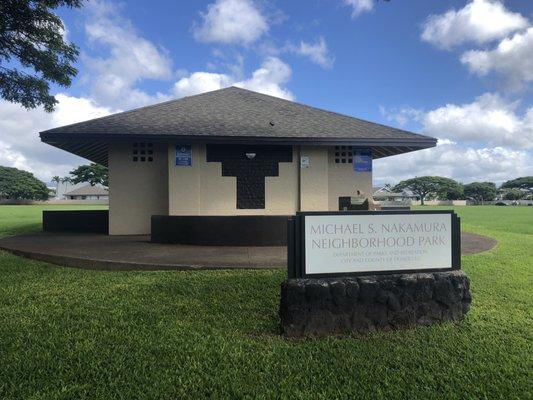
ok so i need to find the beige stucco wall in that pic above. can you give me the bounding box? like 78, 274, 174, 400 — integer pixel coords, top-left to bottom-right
300, 146, 329, 211
168, 144, 298, 215
299, 146, 372, 211
108, 142, 168, 235
327, 148, 372, 210
108, 143, 373, 234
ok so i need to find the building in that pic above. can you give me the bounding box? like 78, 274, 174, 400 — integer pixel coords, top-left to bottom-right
40, 87, 436, 243
373, 186, 419, 202
47, 181, 96, 200
64, 184, 109, 200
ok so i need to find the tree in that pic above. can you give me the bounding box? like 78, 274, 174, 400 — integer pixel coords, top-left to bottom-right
0, 166, 49, 200
436, 180, 464, 200
69, 163, 108, 186
464, 182, 497, 204
60, 176, 71, 190
501, 177, 533, 190
502, 188, 523, 200
394, 176, 462, 205
51, 175, 60, 197
0, 0, 83, 112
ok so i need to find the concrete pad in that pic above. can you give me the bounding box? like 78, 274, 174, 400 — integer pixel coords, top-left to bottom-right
0, 233, 285, 271
0, 231, 496, 271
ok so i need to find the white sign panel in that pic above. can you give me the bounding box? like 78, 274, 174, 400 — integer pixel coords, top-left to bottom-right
304, 213, 452, 275
300, 156, 310, 168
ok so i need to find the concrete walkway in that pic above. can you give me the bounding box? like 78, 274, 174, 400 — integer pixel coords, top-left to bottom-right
0, 232, 496, 271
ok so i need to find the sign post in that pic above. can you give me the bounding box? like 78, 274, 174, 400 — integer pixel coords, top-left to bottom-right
282, 210, 469, 337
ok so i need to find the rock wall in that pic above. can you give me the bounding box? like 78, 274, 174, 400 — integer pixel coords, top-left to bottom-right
280, 271, 471, 337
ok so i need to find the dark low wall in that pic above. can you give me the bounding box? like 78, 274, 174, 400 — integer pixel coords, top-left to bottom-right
151, 215, 290, 246
280, 271, 471, 337
43, 210, 109, 233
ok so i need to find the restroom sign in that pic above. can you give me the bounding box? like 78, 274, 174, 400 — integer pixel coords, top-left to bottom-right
175, 145, 192, 167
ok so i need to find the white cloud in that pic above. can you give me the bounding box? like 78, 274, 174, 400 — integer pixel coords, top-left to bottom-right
0, 142, 29, 172
344, 0, 374, 18
379, 106, 424, 127
421, 0, 528, 50
288, 37, 334, 69
375, 92, 533, 184
82, 0, 173, 109
173, 57, 293, 100
381, 93, 533, 149
423, 93, 533, 149
51, 94, 114, 126
374, 141, 533, 185
461, 27, 533, 88
173, 72, 233, 98
0, 95, 112, 181
236, 57, 293, 99
193, 0, 268, 45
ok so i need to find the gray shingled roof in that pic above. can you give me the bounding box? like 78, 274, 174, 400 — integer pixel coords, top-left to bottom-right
64, 184, 108, 197
40, 87, 436, 165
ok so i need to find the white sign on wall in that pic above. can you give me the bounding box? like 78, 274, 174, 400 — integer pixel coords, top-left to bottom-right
300, 156, 310, 168
302, 213, 455, 275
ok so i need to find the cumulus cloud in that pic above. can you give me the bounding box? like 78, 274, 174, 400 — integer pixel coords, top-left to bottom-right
0, 95, 112, 181
376, 93, 533, 184
173, 72, 233, 98
423, 93, 533, 149
344, 0, 374, 18
381, 93, 533, 150
374, 140, 533, 185
287, 37, 334, 69
379, 106, 424, 127
193, 0, 268, 45
82, 0, 173, 109
173, 57, 293, 100
421, 0, 528, 49
461, 27, 533, 88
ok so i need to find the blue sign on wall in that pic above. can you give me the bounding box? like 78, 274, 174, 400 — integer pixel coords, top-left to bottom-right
353, 148, 372, 172
175, 145, 192, 167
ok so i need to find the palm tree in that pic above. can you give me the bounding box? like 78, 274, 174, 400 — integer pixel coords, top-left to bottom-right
51, 176, 60, 199
60, 177, 72, 199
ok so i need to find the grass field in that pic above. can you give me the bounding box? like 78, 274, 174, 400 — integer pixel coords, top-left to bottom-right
0, 205, 531, 399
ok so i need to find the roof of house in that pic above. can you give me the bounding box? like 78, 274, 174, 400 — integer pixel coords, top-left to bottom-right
373, 192, 408, 198
373, 186, 392, 193
40, 86, 437, 166
64, 184, 109, 197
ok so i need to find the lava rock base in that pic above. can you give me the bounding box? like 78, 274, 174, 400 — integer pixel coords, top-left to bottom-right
280, 271, 471, 337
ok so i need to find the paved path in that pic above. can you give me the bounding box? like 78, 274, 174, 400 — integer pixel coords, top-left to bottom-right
0, 232, 496, 271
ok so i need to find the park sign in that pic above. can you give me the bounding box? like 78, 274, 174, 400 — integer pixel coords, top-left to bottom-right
287, 210, 460, 278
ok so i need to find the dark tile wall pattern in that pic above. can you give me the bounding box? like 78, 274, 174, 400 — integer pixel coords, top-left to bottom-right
206, 145, 293, 209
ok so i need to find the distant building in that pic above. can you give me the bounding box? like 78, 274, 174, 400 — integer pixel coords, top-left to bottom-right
373, 186, 419, 202
47, 181, 87, 199
64, 184, 109, 200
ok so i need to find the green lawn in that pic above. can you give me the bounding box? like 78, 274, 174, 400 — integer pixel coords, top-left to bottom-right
0, 204, 107, 238
0, 205, 531, 399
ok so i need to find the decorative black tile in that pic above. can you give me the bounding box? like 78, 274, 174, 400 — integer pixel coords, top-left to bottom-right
206, 145, 293, 209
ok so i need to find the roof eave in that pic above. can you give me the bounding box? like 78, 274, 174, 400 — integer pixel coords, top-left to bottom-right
39, 132, 436, 167
40, 131, 436, 147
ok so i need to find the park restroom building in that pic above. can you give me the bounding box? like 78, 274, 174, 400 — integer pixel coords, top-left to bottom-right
40, 87, 436, 244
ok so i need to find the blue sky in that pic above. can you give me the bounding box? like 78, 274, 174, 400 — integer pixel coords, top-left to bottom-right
0, 0, 532, 184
